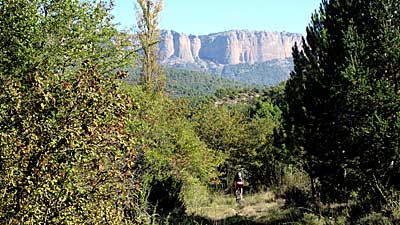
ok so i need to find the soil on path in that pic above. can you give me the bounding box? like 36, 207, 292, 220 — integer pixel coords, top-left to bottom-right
186, 192, 301, 225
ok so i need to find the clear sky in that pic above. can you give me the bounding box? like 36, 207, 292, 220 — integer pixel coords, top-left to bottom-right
112, 0, 322, 35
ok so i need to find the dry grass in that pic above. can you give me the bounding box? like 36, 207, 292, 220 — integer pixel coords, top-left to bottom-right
181, 187, 400, 225
185, 191, 298, 224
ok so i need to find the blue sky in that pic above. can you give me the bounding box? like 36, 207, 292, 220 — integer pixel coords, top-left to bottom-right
112, 0, 322, 35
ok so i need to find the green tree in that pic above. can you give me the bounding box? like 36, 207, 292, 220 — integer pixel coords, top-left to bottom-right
135, 0, 165, 92
284, 0, 400, 203
245, 103, 284, 188
0, 0, 139, 223
0, 62, 137, 224
0, 0, 134, 78
124, 85, 223, 216
191, 99, 283, 189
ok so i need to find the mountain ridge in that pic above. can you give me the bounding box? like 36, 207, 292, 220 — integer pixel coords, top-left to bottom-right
158, 29, 302, 85
158, 29, 302, 65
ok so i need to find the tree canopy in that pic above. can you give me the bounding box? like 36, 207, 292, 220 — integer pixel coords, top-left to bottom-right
0, 0, 137, 223
284, 0, 400, 203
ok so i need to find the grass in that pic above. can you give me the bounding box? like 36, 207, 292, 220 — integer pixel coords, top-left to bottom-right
191, 192, 277, 220
174, 184, 400, 225
182, 190, 305, 225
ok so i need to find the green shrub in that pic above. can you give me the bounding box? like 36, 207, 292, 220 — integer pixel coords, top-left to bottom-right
278, 166, 313, 207
284, 186, 312, 208
302, 213, 324, 225
280, 166, 311, 194
183, 180, 212, 213
356, 212, 392, 225
147, 176, 185, 216
382, 190, 400, 223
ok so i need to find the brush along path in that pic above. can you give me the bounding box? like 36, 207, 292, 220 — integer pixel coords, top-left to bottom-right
187, 191, 298, 224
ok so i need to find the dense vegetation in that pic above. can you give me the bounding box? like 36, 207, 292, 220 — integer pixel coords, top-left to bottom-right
285, 0, 400, 205
221, 58, 294, 86
1, 0, 399, 224
125, 67, 251, 97
0, 0, 136, 223
161, 58, 293, 86
282, 0, 400, 222
165, 68, 251, 97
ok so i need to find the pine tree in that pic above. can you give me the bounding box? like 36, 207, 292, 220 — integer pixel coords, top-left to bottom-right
341, 0, 400, 203
284, 0, 400, 203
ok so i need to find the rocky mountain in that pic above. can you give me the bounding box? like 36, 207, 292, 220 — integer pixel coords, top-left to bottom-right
158, 30, 303, 85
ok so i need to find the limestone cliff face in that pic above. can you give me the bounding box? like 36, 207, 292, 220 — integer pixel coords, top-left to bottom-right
158, 30, 302, 67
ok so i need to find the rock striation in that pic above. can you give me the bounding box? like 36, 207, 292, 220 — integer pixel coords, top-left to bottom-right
158, 30, 302, 67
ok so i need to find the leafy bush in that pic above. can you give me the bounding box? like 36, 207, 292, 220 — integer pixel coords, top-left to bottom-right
0, 63, 137, 224
302, 213, 325, 225
124, 85, 224, 217
147, 176, 185, 216
284, 186, 312, 208
182, 180, 212, 212
281, 167, 312, 208
190, 94, 286, 190
356, 212, 393, 225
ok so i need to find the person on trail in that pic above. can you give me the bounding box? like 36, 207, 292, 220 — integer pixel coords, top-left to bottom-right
233, 172, 244, 202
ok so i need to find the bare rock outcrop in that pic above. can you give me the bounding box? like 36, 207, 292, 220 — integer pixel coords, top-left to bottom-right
158, 30, 302, 67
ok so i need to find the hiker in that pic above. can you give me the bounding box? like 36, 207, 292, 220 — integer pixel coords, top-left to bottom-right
233, 172, 244, 202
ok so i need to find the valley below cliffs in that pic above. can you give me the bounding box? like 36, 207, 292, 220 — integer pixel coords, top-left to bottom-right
158, 30, 303, 85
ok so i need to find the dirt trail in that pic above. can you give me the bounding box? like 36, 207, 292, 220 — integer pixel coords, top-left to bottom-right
190, 192, 297, 225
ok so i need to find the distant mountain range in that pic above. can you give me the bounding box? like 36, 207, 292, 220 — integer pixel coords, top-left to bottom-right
158, 30, 303, 85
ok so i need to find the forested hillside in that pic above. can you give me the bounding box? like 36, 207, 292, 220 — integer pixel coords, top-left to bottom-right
125, 67, 252, 97
221, 59, 293, 85
1, 0, 399, 225
165, 68, 252, 97
157, 29, 301, 86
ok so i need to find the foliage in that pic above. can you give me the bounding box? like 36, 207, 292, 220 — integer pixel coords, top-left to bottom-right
0, 62, 137, 224
165, 68, 250, 97
190, 103, 245, 179
285, 187, 312, 208
213, 83, 285, 109
356, 212, 393, 225
221, 59, 294, 85
125, 67, 251, 98
258, 82, 287, 109
124, 85, 224, 216
279, 167, 311, 206
302, 213, 325, 225
147, 176, 185, 216
135, 0, 165, 92
191, 95, 283, 189
0, 0, 139, 223
283, 0, 400, 203
0, 0, 134, 78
